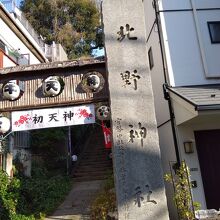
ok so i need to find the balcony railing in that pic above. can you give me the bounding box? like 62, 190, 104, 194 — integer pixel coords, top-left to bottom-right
16, 12, 45, 48
0, 0, 45, 49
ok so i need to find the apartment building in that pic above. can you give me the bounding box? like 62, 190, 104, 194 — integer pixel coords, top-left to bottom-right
0, 0, 67, 176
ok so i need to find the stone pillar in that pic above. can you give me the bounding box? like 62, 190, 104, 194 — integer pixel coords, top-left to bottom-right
102, 1, 170, 219
6, 153, 13, 177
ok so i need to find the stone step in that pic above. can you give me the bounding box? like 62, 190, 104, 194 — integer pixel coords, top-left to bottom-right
73, 171, 110, 178
83, 149, 108, 154
71, 128, 112, 182
82, 152, 110, 156
74, 169, 112, 175
78, 165, 112, 170
82, 157, 110, 163
76, 165, 112, 172
80, 157, 111, 162
71, 166, 112, 176
72, 175, 109, 182
78, 161, 112, 167
79, 148, 108, 153
76, 164, 112, 171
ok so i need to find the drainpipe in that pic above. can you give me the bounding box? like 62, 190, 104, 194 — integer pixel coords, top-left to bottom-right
153, 0, 180, 165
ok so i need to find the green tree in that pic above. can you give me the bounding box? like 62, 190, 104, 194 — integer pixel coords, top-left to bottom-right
20, 0, 101, 58
164, 162, 200, 220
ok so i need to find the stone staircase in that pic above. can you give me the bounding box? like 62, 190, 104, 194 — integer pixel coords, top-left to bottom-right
72, 126, 113, 182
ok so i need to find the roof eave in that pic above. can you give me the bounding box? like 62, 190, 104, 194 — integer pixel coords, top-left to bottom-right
196, 105, 220, 111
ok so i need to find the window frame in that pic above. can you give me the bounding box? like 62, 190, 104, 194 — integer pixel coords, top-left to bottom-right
0, 40, 6, 52
208, 21, 220, 44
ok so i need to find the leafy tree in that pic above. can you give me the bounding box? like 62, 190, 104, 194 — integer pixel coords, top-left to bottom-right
20, 0, 101, 58
164, 162, 200, 220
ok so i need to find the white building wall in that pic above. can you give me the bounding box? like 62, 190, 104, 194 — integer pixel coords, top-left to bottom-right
143, 0, 156, 36
146, 30, 178, 220
0, 17, 44, 65
3, 55, 16, 67
0, 18, 41, 65
158, 0, 220, 10
144, 0, 170, 128
197, 10, 220, 77
158, 1, 220, 86
158, 0, 191, 10
144, 0, 220, 215
158, 123, 178, 220
144, 2, 178, 219
192, 0, 219, 9
146, 31, 170, 125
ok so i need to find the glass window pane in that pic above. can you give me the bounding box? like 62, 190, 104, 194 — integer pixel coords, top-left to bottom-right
208, 22, 220, 43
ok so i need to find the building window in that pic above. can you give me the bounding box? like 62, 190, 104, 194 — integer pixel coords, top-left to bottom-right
208, 21, 220, 43
0, 40, 6, 52
148, 47, 154, 70
14, 131, 30, 149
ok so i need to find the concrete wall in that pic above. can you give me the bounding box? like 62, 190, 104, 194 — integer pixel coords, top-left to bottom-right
158, 1, 220, 85
3, 54, 16, 67
158, 123, 178, 220
144, 2, 178, 219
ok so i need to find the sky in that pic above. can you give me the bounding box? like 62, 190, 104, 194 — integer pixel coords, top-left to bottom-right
16, 0, 21, 7
92, 47, 105, 57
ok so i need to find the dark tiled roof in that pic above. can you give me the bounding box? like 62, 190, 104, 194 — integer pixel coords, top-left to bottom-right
167, 84, 220, 111
0, 59, 105, 75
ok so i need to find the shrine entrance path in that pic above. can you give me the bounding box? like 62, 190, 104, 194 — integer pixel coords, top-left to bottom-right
45, 180, 104, 220
45, 124, 112, 220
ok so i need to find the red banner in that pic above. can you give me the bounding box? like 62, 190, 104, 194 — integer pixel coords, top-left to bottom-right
101, 121, 112, 149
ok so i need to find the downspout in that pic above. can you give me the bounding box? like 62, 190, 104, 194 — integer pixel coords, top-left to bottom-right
153, 0, 180, 165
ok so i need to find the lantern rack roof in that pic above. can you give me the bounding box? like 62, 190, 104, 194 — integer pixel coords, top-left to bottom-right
0, 58, 105, 75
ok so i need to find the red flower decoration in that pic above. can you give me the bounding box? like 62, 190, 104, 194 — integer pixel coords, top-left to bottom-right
14, 114, 31, 127
77, 109, 93, 119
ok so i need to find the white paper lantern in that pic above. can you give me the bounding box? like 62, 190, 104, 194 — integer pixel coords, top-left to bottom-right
3, 81, 20, 100
71, 155, 78, 162
96, 106, 111, 120
81, 71, 105, 93
42, 76, 62, 97
86, 74, 101, 90
0, 116, 10, 134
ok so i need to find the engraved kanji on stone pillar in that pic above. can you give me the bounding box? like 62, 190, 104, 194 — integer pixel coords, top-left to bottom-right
129, 123, 147, 147
134, 184, 157, 208
117, 24, 138, 41
120, 70, 141, 90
